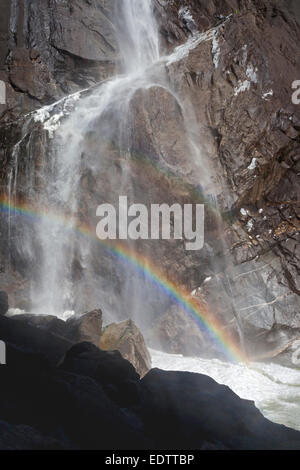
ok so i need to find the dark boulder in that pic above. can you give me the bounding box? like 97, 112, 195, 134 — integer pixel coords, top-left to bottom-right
1, 317, 300, 450
9, 309, 103, 347
60, 342, 140, 407
0, 420, 66, 450
140, 368, 300, 450
0, 343, 147, 450
10, 314, 67, 336
0, 314, 72, 365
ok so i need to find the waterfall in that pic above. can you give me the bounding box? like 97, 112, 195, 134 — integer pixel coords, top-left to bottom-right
116, 0, 160, 73
29, 0, 166, 316
5, 0, 240, 358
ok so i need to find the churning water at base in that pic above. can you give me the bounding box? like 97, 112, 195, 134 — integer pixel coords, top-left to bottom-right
151, 349, 300, 431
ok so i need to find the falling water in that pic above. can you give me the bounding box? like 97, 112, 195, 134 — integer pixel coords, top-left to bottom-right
27, 0, 162, 315
6, 2, 237, 348
10, 0, 215, 318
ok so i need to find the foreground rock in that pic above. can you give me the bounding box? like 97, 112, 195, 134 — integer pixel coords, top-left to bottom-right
60, 342, 141, 407
141, 369, 300, 450
10, 309, 103, 346
1, 314, 300, 449
0, 342, 146, 450
6, 310, 151, 375
99, 319, 151, 377
0, 420, 65, 450
0, 314, 72, 365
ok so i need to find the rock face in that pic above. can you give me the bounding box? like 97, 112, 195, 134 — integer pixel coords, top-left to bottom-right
151, 0, 300, 361
0, 0, 117, 121
1, 316, 300, 449
99, 319, 151, 377
0, 291, 9, 316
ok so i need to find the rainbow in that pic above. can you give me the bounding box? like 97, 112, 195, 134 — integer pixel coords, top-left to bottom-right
0, 195, 248, 363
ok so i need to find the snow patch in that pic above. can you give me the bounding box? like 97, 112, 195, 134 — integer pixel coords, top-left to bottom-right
240, 208, 247, 216
166, 15, 231, 66
212, 30, 221, 68
248, 158, 257, 170
262, 89, 273, 100
246, 64, 258, 83
43, 112, 64, 138
241, 44, 248, 64
179, 6, 197, 31
33, 91, 82, 138
234, 63, 258, 96
247, 219, 254, 232
234, 80, 250, 96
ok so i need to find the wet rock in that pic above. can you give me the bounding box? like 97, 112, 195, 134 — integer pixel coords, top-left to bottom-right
99, 319, 151, 377
0, 291, 9, 316
130, 85, 198, 183
250, 323, 300, 368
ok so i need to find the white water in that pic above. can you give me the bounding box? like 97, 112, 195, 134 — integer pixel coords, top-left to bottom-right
151, 349, 300, 431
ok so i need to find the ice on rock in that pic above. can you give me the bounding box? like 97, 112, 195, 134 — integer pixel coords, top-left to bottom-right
212, 30, 221, 68
248, 158, 257, 170
234, 63, 258, 96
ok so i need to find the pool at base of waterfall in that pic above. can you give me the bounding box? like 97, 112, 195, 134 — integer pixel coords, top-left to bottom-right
150, 348, 300, 432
